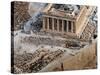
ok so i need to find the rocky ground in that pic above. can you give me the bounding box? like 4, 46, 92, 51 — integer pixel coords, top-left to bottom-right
12, 1, 31, 31
14, 48, 65, 73
83, 56, 97, 69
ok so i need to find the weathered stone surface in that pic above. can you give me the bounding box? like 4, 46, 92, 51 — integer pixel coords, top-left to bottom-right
39, 40, 97, 72
13, 2, 30, 31
80, 22, 96, 41
14, 48, 65, 73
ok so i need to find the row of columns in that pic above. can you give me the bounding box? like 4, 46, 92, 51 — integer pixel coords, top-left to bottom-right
43, 17, 75, 33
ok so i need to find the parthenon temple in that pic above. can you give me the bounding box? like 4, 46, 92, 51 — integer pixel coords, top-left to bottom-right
12, 2, 97, 74
42, 4, 97, 38
42, 16, 75, 33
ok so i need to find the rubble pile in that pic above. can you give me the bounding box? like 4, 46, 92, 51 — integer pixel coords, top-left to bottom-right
13, 2, 30, 30
53, 4, 80, 12
14, 49, 65, 73
50, 4, 80, 18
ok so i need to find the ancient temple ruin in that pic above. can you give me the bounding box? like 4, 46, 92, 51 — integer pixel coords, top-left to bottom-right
12, 2, 97, 74
41, 4, 97, 39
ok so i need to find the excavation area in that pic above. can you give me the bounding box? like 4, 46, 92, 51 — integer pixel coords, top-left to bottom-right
12, 30, 97, 74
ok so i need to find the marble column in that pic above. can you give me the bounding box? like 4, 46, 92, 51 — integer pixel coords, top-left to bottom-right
71, 22, 73, 33
62, 20, 64, 32
52, 18, 54, 31
67, 21, 69, 32
57, 19, 59, 32
65, 20, 67, 32
73, 22, 75, 33
47, 17, 49, 30
43, 17, 45, 30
